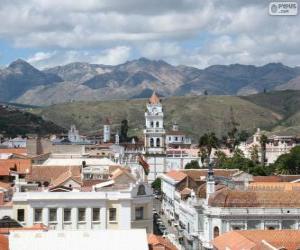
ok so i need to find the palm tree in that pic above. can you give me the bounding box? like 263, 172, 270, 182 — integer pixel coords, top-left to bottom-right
259, 134, 268, 166
199, 132, 219, 167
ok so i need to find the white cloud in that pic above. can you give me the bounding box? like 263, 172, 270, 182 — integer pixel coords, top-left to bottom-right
0, 0, 300, 67
27, 46, 131, 68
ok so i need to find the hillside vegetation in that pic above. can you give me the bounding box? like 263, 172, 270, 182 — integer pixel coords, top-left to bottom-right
32, 91, 300, 140
0, 105, 65, 137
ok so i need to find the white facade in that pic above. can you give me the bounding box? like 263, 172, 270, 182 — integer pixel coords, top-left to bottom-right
239, 128, 299, 164
144, 92, 166, 154
103, 124, 111, 143
9, 229, 148, 250
12, 182, 153, 233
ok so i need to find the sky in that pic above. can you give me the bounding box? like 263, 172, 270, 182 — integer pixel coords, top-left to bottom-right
0, 0, 299, 69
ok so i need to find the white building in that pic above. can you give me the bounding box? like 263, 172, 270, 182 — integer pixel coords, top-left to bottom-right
161, 169, 300, 250
239, 128, 300, 164
144, 91, 166, 154
166, 123, 192, 147
103, 119, 111, 143
9, 229, 148, 250
12, 181, 153, 233
67, 125, 90, 144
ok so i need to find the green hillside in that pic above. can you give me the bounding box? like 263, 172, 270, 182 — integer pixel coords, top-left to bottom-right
32, 95, 284, 140
0, 106, 65, 137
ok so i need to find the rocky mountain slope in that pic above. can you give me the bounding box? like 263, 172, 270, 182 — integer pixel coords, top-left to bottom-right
1, 58, 300, 106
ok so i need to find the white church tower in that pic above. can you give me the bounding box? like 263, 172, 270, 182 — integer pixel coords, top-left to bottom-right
144, 91, 166, 154
103, 118, 111, 143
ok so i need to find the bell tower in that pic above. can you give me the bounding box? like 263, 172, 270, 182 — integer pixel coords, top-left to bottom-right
144, 91, 166, 154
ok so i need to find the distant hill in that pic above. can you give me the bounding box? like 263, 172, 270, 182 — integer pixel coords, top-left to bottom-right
1, 58, 300, 106
0, 105, 65, 137
33, 91, 300, 140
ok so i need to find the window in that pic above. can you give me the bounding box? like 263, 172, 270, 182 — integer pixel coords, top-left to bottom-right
135, 207, 144, 220
17, 209, 25, 222
150, 138, 154, 147
92, 208, 100, 222
78, 208, 86, 222
34, 208, 42, 222
213, 227, 220, 238
49, 208, 57, 222
156, 138, 160, 147
282, 220, 295, 229
150, 122, 154, 128
64, 208, 71, 222
156, 121, 159, 128
137, 184, 146, 195
109, 208, 117, 222
247, 220, 260, 230
175, 137, 178, 141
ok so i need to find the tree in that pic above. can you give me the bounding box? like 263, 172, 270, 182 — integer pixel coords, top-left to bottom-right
273, 146, 300, 175
120, 119, 129, 142
249, 145, 259, 164
259, 134, 268, 166
214, 150, 227, 168
151, 178, 161, 191
185, 160, 200, 169
237, 130, 250, 143
225, 107, 240, 152
199, 132, 219, 166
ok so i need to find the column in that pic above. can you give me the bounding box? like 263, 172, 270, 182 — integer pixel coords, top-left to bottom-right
72, 207, 78, 230
28, 208, 34, 226
86, 207, 92, 230
57, 208, 63, 230
100, 206, 107, 229
42, 207, 49, 227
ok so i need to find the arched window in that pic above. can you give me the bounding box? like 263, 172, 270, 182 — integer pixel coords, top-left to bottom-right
156, 138, 160, 147
137, 185, 146, 195
213, 226, 220, 238
150, 138, 154, 147
156, 121, 159, 128
150, 121, 154, 128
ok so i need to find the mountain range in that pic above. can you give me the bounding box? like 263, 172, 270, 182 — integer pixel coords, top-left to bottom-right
1, 58, 300, 106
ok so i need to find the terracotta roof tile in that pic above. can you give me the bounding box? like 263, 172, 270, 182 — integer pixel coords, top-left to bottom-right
26, 165, 81, 185
213, 230, 300, 250
149, 91, 160, 104
0, 148, 27, 155
0, 234, 8, 250
209, 188, 300, 207
148, 234, 178, 250
0, 159, 31, 175
165, 170, 187, 182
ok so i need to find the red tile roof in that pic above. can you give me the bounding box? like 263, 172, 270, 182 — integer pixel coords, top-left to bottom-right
148, 234, 178, 250
165, 170, 187, 182
0, 234, 8, 250
213, 230, 300, 250
0, 148, 27, 155
149, 91, 160, 104
26, 165, 81, 185
209, 188, 300, 207
0, 159, 31, 175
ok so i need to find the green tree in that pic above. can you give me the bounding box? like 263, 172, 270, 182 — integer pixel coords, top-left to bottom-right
259, 134, 268, 166
199, 132, 219, 166
120, 119, 129, 142
273, 146, 300, 175
237, 130, 250, 142
214, 150, 227, 168
151, 178, 161, 191
185, 160, 200, 169
249, 145, 259, 164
